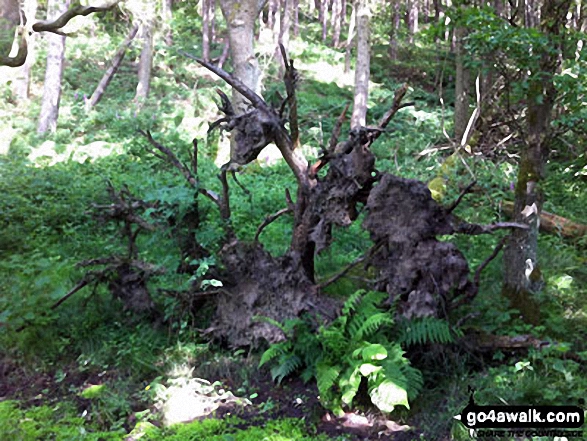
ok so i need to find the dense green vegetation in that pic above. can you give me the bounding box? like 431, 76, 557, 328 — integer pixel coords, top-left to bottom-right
0, 1, 585, 440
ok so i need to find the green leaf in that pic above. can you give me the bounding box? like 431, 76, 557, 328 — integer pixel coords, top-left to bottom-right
359, 363, 382, 377
370, 380, 409, 413
361, 343, 388, 361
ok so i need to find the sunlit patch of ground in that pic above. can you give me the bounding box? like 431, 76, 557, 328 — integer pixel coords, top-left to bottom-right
27, 139, 123, 166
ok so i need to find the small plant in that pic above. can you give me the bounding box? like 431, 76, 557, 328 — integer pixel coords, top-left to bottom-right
260, 290, 429, 415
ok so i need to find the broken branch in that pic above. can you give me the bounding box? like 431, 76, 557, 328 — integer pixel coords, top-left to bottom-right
254, 207, 293, 242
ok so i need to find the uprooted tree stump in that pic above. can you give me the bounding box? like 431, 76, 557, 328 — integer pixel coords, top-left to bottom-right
133, 46, 528, 347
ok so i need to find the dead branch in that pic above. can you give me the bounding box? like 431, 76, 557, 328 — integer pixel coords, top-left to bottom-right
502, 201, 587, 238
0, 29, 27, 67
179, 50, 269, 112
50, 279, 90, 310
473, 236, 506, 288
376, 83, 409, 135
317, 255, 366, 290
280, 43, 300, 150
449, 236, 506, 310
446, 180, 477, 214
32, 2, 118, 34
254, 207, 293, 242
138, 129, 198, 188
328, 102, 351, 152
455, 221, 529, 235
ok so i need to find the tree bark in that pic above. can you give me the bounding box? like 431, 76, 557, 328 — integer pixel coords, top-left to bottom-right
0, 0, 19, 58
454, 24, 470, 142
202, 0, 212, 61
388, 0, 400, 60
87, 24, 139, 110
135, 17, 154, 102
407, 0, 419, 43
320, 0, 329, 42
219, 0, 262, 115
502, 0, 572, 324
13, 0, 37, 100
161, 0, 173, 45
293, 0, 299, 36
37, 0, 70, 134
331, 0, 342, 47
343, 1, 355, 73
350, 0, 369, 129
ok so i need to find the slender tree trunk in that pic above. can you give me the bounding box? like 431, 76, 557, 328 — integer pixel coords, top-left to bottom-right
350, 0, 369, 128
344, 1, 355, 73
293, 0, 299, 36
388, 0, 400, 60
14, 0, 37, 100
267, 0, 278, 30
320, 0, 329, 41
407, 0, 419, 43
37, 0, 69, 134
202, 0, 212, 61
210, 0, 217, 42
161, 0, 173, 45
87, 24, 139, 110
278, 0, 292, 47
219, 0, 262, 164
331, 0, 342, 47
454, 24, 470, 142
135, 18, 154, 102
502, 0, 571, 324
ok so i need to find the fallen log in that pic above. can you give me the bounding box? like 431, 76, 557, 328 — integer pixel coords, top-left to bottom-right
502, 201, 587, 238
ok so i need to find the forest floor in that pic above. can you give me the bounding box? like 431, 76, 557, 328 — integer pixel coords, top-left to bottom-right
1, 355, 420, 440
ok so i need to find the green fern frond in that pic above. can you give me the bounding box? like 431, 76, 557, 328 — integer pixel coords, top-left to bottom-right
353, 313, 394, 340
271, 354, 302, 384
316, 362, 340, 396
397, 317, 456, 346
259, 342, 290, 367
341, 289, 366, 316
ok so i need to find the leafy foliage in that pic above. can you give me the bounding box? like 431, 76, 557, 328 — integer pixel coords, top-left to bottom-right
397, 317, 462, 346
260, 290, 436, 415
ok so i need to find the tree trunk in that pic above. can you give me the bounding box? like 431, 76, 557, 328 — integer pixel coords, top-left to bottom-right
278, 0, 292, 48
202, 0, 212, 61
502, 0, 571, 324
407, 0, 419, 43
320, 0, 329, 41
350, 0, 369, 128
13, 0, 37, 100
161, 0, 173, 46
87, 24, 139, 110
219, 0, 262, 163
331, 0, 342, 47
388, 0, 400, 61
293, 0, 299, 36
344, 1, 355, 73
0, 0, 19, 59
454, 24, 470, 142
135, 17, 154, 102
37, 0, 69, 134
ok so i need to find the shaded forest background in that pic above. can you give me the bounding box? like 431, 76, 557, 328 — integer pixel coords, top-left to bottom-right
0, 0, 586, 439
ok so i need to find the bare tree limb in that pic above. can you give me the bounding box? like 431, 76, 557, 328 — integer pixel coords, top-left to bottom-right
376, 83, 409, 135
179, 50, 270, 112
455, 221, 529, 235
254, 207, 293, 242
138, 129, 198, 188
0, 28, 27, 67
280, 43, 300, 150
317, 255, 366, 290
328, 102, 351, 152
446, 180, 477, 214
32, 3, 119, 34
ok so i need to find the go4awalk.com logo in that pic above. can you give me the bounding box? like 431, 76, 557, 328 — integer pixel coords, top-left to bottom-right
454, 388, 585, 439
